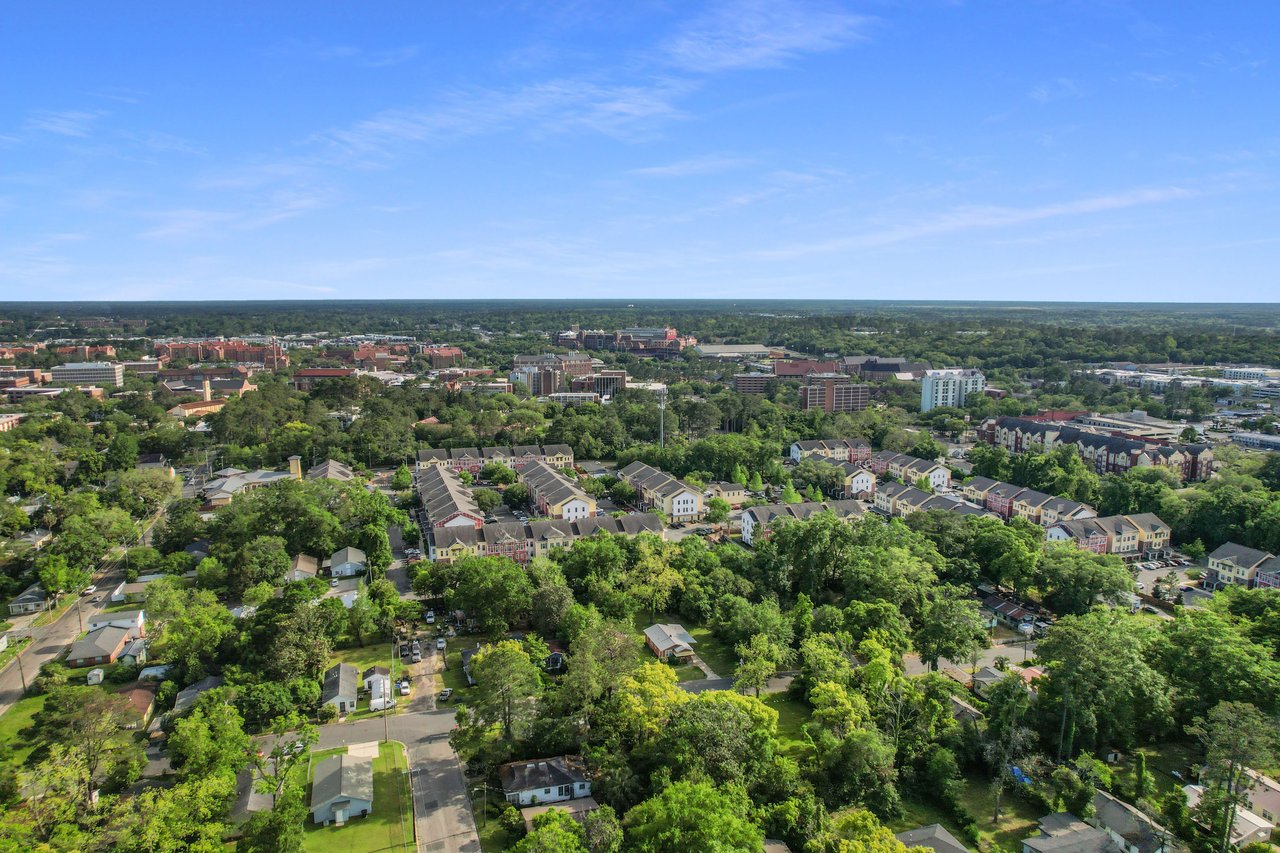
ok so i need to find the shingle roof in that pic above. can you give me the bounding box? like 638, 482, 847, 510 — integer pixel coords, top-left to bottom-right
321, 663, 359, 703
499, 756, 589, 794
311, 754, 373, 809
66, 626, 129, 661
644, 623, 696, 654
1208, 541, 1273, 568
895, 824, 969, 853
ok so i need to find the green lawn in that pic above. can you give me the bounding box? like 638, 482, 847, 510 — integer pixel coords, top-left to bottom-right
1111, 741, 1198, 802
889, 797, 963, 839
630, 613, 739, 678
671, 664, 704, 682
762, 692, 813, 760
0, 636, 31, 674
32, 598, 74, 627
441, 647, 475, 694
303, 741, 414, 853
0, 693, 48, 768
472, 792, 519, 853
332, 641, 399, 674
955, 772, 1041, 852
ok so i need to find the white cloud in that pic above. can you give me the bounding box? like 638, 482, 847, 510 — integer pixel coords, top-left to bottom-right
1028, 77, 1082, 103
756, 185, 1196, 259
661, 0, 868, 73
630, 154, 754, 177
25, 109, 107, 137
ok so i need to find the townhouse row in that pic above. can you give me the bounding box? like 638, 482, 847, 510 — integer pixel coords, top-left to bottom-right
956, 477, 1096, 525
617, 461, 706, 522
740, 499, 869, 546
428, 515, 666, 563
980, 416, 1214, 480
415, 443, 574, 474
1204, 542, 1280, 590
1044, 513, 1172, 561
418, 458, 596, 528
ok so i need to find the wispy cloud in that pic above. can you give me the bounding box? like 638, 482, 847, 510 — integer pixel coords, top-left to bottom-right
661, 0, 869, 73
756, 185, 1196, 259
139, 209, 236, 239
25, 109, 107, 137
268, 39, 420, 68
1028, 77, 1082, 103
312, 77, 691, 160
630, 154, 754, 177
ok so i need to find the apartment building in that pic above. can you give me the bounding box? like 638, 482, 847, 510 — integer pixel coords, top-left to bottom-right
618, 461, 705, 522
415, 444, 574, 474
841, 356, 932, 380
56, 345, 117, 360
154, 339, 288, 368
521, 460, 595, 521
839, 463, 876, 498
1232, 432, 1280, 452
866, 451, 951, 491
1205, 542, 1276, 589
774, 359, 838, 377
800, 374, 871, 413
429, 514, 665, 563
741, 499, 867, 546
557, 325, 696, 357
921, 369, 986, 412
733, 372, 774, 394
1045, 515, 1149, 560
981, 416, 1214, 480
421, 345, 465, 368
790, 438, 873, 464
0, 414, 20, 433
417, 465, 485, 529
289, 368, 356, 391
50, 361, 124, 385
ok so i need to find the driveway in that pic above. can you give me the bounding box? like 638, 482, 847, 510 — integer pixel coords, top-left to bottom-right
314, 708, 479, 853
905, 640, 1039, 676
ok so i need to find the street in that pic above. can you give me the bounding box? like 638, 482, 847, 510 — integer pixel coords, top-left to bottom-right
314, 706, 479, 852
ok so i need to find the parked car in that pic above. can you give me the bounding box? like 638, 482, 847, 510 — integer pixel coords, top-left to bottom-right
439, 688, 453, 701
411, 650, 422, 663
435, 637, 447, 651
399, 680, 410, 696
425, 611, 435, 624
1135, 582, 1146, 591
399, 643, 410, 657
82, 585, 96, 595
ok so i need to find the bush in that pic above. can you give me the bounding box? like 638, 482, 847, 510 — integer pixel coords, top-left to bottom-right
499, 803, 526, 838
107, 664, 140, 684
315, 704, 337, 723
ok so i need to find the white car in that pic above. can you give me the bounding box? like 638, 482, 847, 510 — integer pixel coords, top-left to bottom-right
1135, 582, 1146, 591
82, 585, 97, 595
435, 637, 447, 651
425, 612, 435, 624
399, 680, 411, 696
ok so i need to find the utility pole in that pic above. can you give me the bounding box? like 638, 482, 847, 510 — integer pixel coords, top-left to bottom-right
16, 644, 27, 693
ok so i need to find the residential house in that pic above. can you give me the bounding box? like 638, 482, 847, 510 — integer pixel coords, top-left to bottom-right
901, 457, 951, 492
365, 667, 395, 712
1012, 489, 1057, 524
16, 528, 53, 550
321, 663, 359, 715
117, 682, 159, 730
417, 464, 485, 529
362, 666, 391, 692
325, 547, 367, 578
287, 554, 319, 582
1126, 513, 1172, 559
1091, 516, 1141, 561
427, 514, 665, 563
1046, 518, 1112, 555
838, 463, 876, 499
88, 610, 146, 637
706, 481, 748, 507
618, 461, 705, 522
960, 476, 1000, 505
971, 666, 1007, 698
740, 499, 866, 546
1183, 785, 1275, 847
119, 637, 147, 667
174, 675, 224, 713
1039, 497, 1097, 526
1206, 542, 1275, 589
499, 755, 592, 806
1022, 812, 1119, 853
522, 460, 595, 521
895, 825, 969, 853
1242, 769, 1280, 824
985, 482, 1027, 519
789, 438, 873, 464
306, 459, 355, 481
311, 754, 374, 825
1089, 791, 1169, 853
135, 453, 176, 478
200, 467, 294, 506
109, 580, 152, 604
7, 583, 47, 616
66, 626, 133, 668
643, 623, 697, 662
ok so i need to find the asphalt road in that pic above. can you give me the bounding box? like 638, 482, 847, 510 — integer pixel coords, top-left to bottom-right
314, 707, 479, 853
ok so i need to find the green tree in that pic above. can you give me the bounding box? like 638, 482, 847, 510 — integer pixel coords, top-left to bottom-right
470, 640, 541, 740
516, 808, 587, 853
168, 701, 251, 780
105, 432, 139, 471
912, 589, 988, 671
734, 633, 783, 697
504, 482, 531, 509
391, 464, 413, 490
480, 462, 518, 485
705, 497, 731, 526
1035, 544, 1132, 616
623, 780, 764, 853
474, 488, 503, 515
347, 588, 381, 646
1188, 702, 1280, 853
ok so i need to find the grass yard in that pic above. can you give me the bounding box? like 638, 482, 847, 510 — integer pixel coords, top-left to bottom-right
32, 598, 73, 627
671, 664, 704, 682
440, 645, 478, 694
630, 613, 739, 678
471, 793, 519, 853
332, 641, 399, 674
955, 772, 1041, 852
303, 741, 414, 853
890, 797, 964, 839
0, 693, 48, 768
1111, 741, 1199, 802
0, 636, 31, 674
762, 692, 813, 760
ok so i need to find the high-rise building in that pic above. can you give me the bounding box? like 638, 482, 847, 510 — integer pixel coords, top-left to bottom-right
921, 369, 987, 412
800, 374, 870, 413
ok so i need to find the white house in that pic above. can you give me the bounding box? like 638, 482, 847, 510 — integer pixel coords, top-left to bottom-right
499, 756, 592, 806
88, 609, 146, 637
326, 547, 367, 578
321, 663, 359, 715
311, 754, 374, 825
1184, 785, 1276, 847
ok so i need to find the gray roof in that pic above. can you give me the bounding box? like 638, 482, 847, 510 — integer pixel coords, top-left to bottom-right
644, 623, 696, 654
1091, 791, 1167, 853
174, 675, 225, 712
1023, 814, 1117, 853
66, 625, 130, 661
895, 824, 969, 853
307, 459, 355, 481
311, 754, 374, 809
498, 755, 588, 793
321, 663, 359, 703
1208, 541, 1273, 568
329, 546, 366, 566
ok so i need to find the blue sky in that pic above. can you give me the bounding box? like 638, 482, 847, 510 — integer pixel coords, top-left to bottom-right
2, 1, 1277, 301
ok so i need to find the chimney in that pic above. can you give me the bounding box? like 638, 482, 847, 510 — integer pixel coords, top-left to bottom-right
288, 455, 303, 480
202, 379, 212, 402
